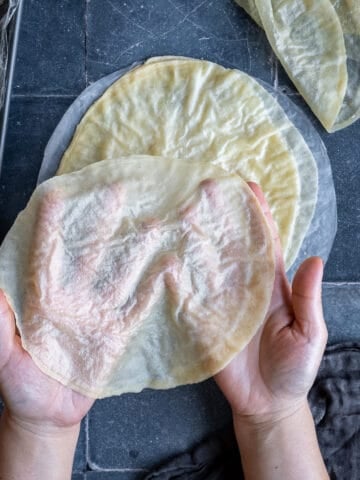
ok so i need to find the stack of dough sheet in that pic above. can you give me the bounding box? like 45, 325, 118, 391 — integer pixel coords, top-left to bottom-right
58, 57, 319, 271
0, 57, 323, 398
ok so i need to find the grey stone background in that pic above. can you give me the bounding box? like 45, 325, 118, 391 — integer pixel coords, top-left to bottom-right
0, 1, 359, 478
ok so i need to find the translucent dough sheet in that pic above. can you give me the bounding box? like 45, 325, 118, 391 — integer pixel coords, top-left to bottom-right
235, 0, 360, 132
37, 63, 337, 280
259, 83, 337, 280
1, 157, 276, 397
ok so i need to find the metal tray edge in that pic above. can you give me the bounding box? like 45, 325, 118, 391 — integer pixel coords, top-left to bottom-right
0, 0, 24, 174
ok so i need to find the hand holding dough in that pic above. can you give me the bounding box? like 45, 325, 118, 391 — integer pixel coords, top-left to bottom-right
0, 156, 275, 398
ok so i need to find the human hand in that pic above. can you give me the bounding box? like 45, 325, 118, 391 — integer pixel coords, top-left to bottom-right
0, 289, 95, 479
215, 183, 328, 426
0, 290, 94, 431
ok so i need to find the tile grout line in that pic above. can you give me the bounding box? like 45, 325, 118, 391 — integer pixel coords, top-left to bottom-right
12, 94, 78, 98
85, 0, 89, 87
273, 55, 278, 91
84, 413, 149, 475
85, 413, 90, 472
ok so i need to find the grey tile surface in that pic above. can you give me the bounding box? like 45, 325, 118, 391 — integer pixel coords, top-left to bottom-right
0, 96, 75, 242
88, 380, 231, 470
13, 0, 86, 95
86, 0, 273, 84
74, 418, 88, 472
323, 284, 360, 343
73, 475, 85, 480
321, 123, 360, 282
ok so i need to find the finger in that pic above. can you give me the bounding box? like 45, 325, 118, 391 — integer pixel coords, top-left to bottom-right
0, 290, 15, 331
69, 182, 125, 273
37, 188, 64, 225
247, 182, 290, 309
23, 192, 66, 351
93, 182, 125, 240
179, 180, 223, 291
247, 182, 283, 266
103, 256, 180, 366
164, 256, 184, 307
199, 179, 243, 266
29, 189, 66, 299
292, 257, 327, 343
0, 290, 16, 365
123, 253, 181, 330
95, 218, 162, 307
45, 183, 125, 299
180, 179, 216, 236
184, 179, 234, 263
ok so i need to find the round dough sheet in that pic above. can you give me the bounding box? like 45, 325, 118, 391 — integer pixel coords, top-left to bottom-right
54, 57, 318, 271
0, 156, 275, 398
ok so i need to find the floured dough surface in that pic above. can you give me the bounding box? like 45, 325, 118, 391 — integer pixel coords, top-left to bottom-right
57, 57, 318, 270
0, 156, 275, 398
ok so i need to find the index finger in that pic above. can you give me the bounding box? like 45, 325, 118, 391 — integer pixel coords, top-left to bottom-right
247, 182, 284, 271
247, 182, 291, 311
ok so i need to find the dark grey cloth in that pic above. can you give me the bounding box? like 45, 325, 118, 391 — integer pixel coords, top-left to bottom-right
144, 428, 242, 480
310, 343, 360, 479
145, 343, 360, 480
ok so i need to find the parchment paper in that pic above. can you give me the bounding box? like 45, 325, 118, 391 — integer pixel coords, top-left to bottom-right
37, 63, 337, 280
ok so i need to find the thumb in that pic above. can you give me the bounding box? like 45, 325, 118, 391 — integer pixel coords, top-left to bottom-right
0, 290, 16, 358
291, 257, 327, 343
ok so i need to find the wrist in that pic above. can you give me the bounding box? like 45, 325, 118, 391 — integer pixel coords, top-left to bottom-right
0, 408, 80, 480
232, 398, 309, 434
3, 407, 80, 439
232, 400, 329, 480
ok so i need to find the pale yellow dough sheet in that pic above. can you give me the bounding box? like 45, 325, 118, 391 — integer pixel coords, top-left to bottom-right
329, 0, 360, 130
0, 156, 275, 398
58, 57, 318, 270
235, 0, 360, 131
